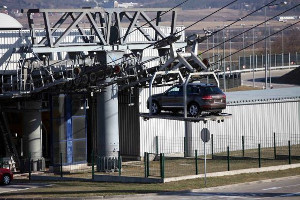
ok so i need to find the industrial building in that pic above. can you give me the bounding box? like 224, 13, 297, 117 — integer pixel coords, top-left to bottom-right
0, 7, 299, 174
0, 8, 192, 171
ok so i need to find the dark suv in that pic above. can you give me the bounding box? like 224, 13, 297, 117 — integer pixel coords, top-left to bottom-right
147, 83, 226, 116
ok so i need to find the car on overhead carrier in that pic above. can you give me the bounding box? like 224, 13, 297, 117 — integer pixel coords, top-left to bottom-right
147, 83, 226, 117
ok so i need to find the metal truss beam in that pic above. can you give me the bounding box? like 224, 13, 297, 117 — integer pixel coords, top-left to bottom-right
22, 8, 179, 51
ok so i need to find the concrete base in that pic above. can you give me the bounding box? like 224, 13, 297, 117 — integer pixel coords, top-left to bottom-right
31, 175, 162, 183
30, 163, 300, 183
97, 156, 119, 172
20, 158, 45, 172
163, 163, 300, 183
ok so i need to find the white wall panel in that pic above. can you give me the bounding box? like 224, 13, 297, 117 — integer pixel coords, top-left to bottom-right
139, 86, 300, 157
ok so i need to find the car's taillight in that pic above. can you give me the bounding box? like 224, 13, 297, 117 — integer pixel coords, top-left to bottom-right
202, 95, 213, 100
222, 94, 226, 99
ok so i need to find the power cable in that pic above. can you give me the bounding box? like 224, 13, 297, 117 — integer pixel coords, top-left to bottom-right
177, 0, 239, 34
143, 0, 239, 50
124, 1, 297, 68
107, 0, 241, 66
200, 3, 300, 57
210, 20, 300, 67
175, 0, 286, 53
91, 1, 297, 85
205, 0, 278, 37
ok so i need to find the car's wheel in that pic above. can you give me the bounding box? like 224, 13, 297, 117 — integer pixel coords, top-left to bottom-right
3, 174, 11, 185
188, 103, 200, 117
151, 101, 161, 114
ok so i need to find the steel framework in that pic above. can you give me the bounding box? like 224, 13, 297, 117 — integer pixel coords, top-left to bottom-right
0, 8, 215, 100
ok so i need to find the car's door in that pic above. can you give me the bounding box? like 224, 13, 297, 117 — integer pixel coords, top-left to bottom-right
160, 85, 183, 108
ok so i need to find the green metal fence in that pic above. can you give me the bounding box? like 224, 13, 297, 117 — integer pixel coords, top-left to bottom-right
21, 132, 300, 181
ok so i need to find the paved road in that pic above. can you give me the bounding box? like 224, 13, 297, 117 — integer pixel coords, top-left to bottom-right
241, 69, 297, 89
0, 176, 299, 199
106, 176, 300, 200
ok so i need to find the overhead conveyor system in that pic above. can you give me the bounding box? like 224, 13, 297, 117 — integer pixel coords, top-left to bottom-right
0, 3, 237, 169
0, 7, 193, 97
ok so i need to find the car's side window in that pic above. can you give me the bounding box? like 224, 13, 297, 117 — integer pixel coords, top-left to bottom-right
187, 86, 199, 94
167, 86, 181, 96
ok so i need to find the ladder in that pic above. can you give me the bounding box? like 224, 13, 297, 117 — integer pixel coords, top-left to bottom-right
0, 107, 20, 170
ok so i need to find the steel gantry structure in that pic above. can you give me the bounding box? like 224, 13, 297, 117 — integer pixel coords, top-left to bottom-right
0, 7, 217, 97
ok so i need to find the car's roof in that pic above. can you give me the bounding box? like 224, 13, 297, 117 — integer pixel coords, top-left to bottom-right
176, 83, 217, 87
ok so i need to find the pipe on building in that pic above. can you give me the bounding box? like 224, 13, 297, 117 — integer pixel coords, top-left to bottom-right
97, 81, 119, 158
22, 101, 42, 163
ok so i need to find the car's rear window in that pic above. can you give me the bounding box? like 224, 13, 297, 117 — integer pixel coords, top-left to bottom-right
200, 86, 223, 95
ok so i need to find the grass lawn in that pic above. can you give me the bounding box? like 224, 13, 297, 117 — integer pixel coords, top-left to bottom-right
2, 167, 300, 198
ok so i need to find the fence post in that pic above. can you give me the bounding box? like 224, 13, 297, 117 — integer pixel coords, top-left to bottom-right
29, 152, 31, 181
60, 153, 63, 178
211, 134, 214, 159
273, 132, 276, 159
156, 136, 159, 155
184, 137, 186, 157
227, 146, 230, 171
288, 141, 291, 164
118, 151, 122, 176
242, 136, 245, 157
92, 151, 95, 180
144, 152, 147, 178
195, 150, 198, 175
147, 152, 150, 177
258, 144, 261, 168
160, 153, 165, 179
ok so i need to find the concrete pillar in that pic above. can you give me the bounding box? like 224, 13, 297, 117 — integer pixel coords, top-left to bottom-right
184, 121, 193, 157
97, 82, 119, 158
23, 101, 42, 170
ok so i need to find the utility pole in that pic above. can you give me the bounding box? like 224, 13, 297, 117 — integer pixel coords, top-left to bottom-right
212, 27, 215, 70
268, 25, 272, 88
252, 25, 255, 87
264, 3, 268, 89
241, 23, 245, 71
282, 28, 284, 67
223, 26, 226, 92
229, 27, 232, 72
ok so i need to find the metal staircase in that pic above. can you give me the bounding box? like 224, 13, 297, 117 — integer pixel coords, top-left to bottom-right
0, 107, 20, 170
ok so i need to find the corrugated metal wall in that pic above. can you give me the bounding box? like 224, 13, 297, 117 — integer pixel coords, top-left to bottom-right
139, 85, 185, 155
191, 100, 300, 155
0, 30, 31, 71
138, 87, 300, 157
118, 87, 141, 157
